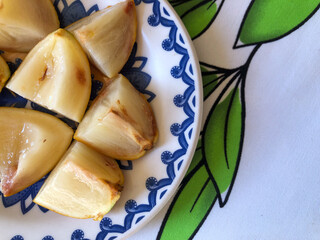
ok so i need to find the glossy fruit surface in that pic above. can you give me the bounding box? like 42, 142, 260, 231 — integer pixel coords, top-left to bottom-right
0, 0, 59, 52
34, 141, 124, 221
0, 107, 73, 196
67, 0, 137, 78
6, 29, 92, 122
75, 74, 158, 160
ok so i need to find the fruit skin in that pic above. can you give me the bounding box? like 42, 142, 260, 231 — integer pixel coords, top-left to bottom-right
33, 141, 124, 221
0, 51, 27, 63
0, 107, 73, 197
0, 0, 59, 52
6, 29, 92, 122
67, 0, 137, 78
89, 64, 112, 103
0, 54, 10, 92
74, 74, 158, 160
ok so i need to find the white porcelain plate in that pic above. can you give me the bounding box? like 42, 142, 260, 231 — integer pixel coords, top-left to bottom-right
0, 0, 202, 239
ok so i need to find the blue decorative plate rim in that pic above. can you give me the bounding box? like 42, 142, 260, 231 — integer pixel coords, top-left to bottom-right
3, 0, 202, 239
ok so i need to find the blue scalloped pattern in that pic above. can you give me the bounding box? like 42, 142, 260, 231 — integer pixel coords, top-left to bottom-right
11, 236, 23, 240
71, 229, 90, 240
53, 0, 99, 27
42, 236, 54, 240
11, 235, 55, 240
121, 43, 156, 102
1, 176, 49, 214
6, 0, 196, 239
12, 229, 90, 240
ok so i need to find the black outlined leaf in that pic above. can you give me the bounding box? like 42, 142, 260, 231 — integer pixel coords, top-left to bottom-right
201, 62, 237, 101
235, 0, 320, 47
170, 0, 225, 39
203, 76, 243, 205
157, 164, 217, 240
202, 66, 219, 100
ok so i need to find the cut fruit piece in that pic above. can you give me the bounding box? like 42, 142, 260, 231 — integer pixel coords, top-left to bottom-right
67, 0, 137, 78
34, 141, 124, 221
0, 0, 59, 52
6, 29, 92, 122
74, 74, 158, 160
0, 107, 73, 197
0, 55, 10, 92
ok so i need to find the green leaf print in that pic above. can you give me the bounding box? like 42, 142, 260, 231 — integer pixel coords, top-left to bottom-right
202, 66, 219, 100
200, 63, 238, 101
237, 0, 320, 46
203, 82, 243, 204
157, 164, 217, 240
169, 0, 221, 39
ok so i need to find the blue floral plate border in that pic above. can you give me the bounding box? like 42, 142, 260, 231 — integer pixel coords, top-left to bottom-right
0, 0, 202, 239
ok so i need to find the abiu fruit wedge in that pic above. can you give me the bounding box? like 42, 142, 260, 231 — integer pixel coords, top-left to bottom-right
34, 141, 124, 221
0, 107, 73, 197
0, 55, 10, 92
0, 0, 59, 52
67, 0, 137, 78
74, 74, 158, 160
6, 29, 92, 122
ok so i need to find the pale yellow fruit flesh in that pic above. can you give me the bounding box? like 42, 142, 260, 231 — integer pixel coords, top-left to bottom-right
34, 141, 124, 221
6, 29, 92, 122
67, 0, 137, 78
0, 54, 10, 92
0, 107, 73, 197
0, 0, 59, 52
74, 74, 158, 160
